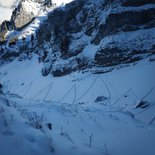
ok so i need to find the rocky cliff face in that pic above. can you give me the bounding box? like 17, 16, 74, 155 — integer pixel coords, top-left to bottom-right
35, 0, 155, 76
0, 0, 155, 76
0, 20, 15, 42
0, 0, 54, 42
11, 0, 54, 30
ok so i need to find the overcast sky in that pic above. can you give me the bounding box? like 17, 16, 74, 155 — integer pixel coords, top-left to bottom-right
0, 0, 19, 24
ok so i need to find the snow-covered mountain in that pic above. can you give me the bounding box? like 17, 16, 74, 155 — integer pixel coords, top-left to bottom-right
0, 0, 73, 24
0, 0, 155, 76
0, 0, 155, 155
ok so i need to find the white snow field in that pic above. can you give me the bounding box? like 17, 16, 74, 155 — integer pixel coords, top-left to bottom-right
0, 55, 155, 155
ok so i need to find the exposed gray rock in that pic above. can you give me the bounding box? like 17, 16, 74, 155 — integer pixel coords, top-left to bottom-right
0, 20, 15, 42
0, 0, 54, 32
92, 8, 155, 45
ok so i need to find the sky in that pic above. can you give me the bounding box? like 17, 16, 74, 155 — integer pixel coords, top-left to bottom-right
0, 0, 73, 24
0, 0, 19, 24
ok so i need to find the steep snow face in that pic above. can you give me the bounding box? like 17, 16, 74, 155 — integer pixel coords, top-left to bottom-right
0, 0, 155, 77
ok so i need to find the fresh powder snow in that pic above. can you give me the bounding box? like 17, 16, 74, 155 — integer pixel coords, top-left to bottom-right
0, 54, 155, 155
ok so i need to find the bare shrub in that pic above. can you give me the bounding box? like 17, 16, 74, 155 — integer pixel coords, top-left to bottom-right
48, 137, 55, 152
27, 112, 44, 129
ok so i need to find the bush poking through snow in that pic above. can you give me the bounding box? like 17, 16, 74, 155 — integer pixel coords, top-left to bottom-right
27, 112, 44, 129
48, 137, 55, 152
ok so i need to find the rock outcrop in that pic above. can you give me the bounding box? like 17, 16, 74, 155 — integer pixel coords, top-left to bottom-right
11, 0, 53, 30
35, 0, 155, 75
0, 0, 54, 42
0, 20, 15, 43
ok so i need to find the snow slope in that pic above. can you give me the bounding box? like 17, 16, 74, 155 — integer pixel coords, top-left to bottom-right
0, 55, 155, 155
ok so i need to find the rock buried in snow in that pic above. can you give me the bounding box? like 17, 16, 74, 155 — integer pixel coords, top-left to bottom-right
136, 100, 150, 109
95, 96, 108, 103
